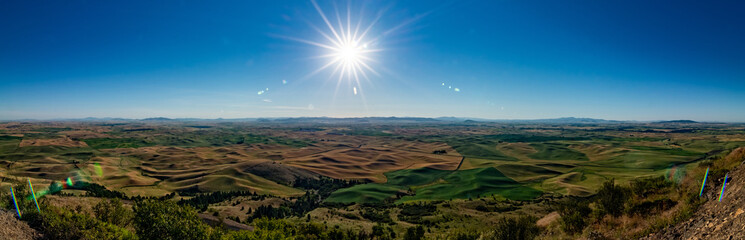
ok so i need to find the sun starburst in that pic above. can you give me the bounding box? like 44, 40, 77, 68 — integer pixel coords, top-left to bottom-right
316, 0, 383, 97
293, 0, 383, 97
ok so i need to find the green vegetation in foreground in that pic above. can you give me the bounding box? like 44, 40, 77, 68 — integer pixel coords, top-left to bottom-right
327, 167, 541, 203
528, 143, 589, 161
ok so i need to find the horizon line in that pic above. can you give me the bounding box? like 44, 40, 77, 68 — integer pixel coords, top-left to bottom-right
0, 116, 741, 124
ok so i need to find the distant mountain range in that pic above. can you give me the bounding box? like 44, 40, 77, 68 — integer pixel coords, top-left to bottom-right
652, 120, 699, 124
3, 116, 711, 124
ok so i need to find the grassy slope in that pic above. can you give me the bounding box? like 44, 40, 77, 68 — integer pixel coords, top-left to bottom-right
324, 183, 404, 203
326, 167, 541, 203
528, 143, 589, 161
398, 167, 542, 202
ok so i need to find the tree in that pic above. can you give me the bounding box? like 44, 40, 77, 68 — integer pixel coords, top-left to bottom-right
94, 198, 132, 227
596, 179, 629, 216
556, 199, 591, 234
404, 226, 425, 240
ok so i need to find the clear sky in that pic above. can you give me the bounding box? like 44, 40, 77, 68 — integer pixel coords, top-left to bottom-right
1, 0, 744, 121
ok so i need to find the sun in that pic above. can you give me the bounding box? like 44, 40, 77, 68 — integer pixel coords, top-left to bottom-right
337, 42, 362, 65
274, 0, 425, 101
278, 0, 382, 98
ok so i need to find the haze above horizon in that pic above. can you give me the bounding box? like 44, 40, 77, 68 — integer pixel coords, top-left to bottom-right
2, 1, 744, 122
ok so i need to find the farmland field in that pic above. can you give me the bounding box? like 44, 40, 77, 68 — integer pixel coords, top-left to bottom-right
1, 118, 744, 237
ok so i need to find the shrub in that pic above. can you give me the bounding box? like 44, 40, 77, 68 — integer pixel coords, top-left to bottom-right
371, 223, 395, 240
489, 215, 540, 240
94, 198, 132, 227
627, 198, 676, 215
449, 230, 480, 240
596, 179, 629, 216
361, 208, 393, 224
630, 176, 672, 197
556, 199, 591, 234
132, 199, 211, 240
399, 203, 437, 225
404, 226, 425, 240
24, 205, 137, 240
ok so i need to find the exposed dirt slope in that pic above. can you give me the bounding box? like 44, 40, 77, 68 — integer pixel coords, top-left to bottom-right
0, 210, 41, 240
643, 150, 745, 240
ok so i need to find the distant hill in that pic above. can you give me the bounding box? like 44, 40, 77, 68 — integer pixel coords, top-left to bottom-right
268, 117, 442, 124
142, 117, 174, 121
486, 117, 623, 124
527, 117, 620, 124
653, 120, 698, 124
8, 116, 703, 124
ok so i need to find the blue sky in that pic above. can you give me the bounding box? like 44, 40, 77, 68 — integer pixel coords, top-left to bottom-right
1, 0, 744, 121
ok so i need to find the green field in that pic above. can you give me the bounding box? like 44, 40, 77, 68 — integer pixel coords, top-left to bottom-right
398, 167, 542, 202
326, 167, 542, 203
324, 183, 404, 203
528, 142, 589, 160
84, 138, 154, 149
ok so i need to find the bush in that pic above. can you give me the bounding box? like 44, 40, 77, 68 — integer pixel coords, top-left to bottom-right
3, 183, 39, 214
24, 205, 137, 240
556, 199, 591, 234
630, 176, 672, 197
224, 218, 368, 240
404, 226, 425, 240
488, 215, 540, 240
399, 203, 437, 225
371, 223, 396, 240
596, 179, 629, 216
132, 199, 211, 240
361, 208, 393, 224
449, 230, 480, 240
94, 198, 132, 227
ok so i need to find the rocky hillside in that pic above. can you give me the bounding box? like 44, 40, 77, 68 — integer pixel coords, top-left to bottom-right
0, 210, 41, 239
643, 148, 745, 239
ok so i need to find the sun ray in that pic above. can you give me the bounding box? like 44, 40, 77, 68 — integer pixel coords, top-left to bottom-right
346, 1, 352, 43
332, 2, 346, 44
305, 22, 343, 48
311, 0, 344, 45
357, 59, 381, 77
270, 34, 338, 50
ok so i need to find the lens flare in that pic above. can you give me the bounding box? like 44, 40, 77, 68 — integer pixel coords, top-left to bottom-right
719, 172, 729, 202
700, 167, 709, 196
10, 186, 21, 218
94, 162, 103, 177
28, 179, 40, 213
